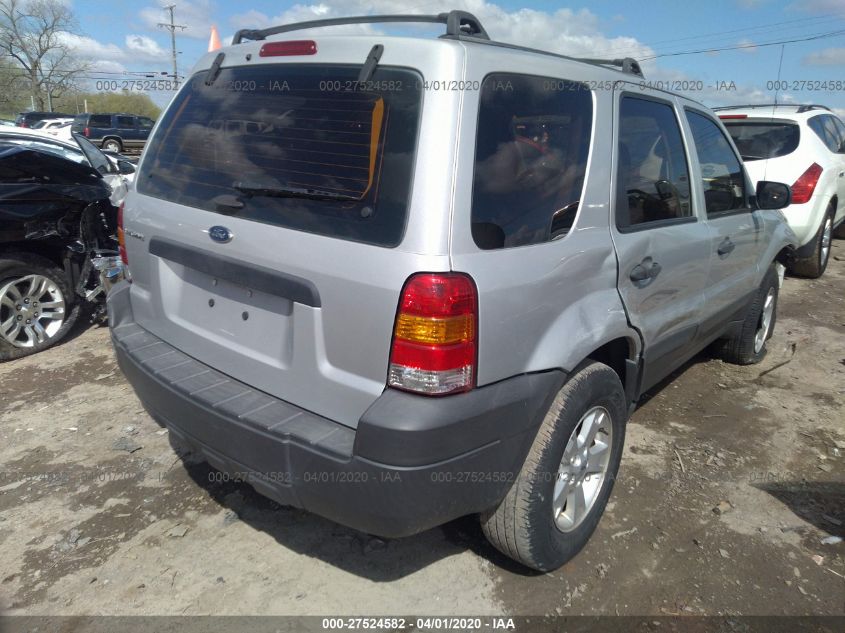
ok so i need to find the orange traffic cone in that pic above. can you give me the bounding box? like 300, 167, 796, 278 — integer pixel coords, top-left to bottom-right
208, 25, 221, 52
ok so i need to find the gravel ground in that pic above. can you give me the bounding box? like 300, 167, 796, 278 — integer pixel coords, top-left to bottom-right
0, 243, 843, 617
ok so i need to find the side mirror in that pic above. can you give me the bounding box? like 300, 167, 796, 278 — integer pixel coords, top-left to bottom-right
756, 181, 791, 210
117, 159, 136, 176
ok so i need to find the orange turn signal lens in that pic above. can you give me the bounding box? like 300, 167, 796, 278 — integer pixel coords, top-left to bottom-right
394, 313, 474, 345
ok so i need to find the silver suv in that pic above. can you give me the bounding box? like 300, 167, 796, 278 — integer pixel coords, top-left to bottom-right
109, 12, 797, 572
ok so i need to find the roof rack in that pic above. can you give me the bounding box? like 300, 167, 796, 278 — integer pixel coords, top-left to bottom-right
231, 10, 645, 78
712, 103, 831, 113
233, 11, 489, 44
577, 57, 643, 77
796, 104, 832, 113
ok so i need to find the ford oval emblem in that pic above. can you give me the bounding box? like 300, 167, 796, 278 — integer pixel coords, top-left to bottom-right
208, 225, 233, 244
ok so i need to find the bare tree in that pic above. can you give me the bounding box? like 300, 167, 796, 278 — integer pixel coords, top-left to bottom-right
0, 0, 88, 111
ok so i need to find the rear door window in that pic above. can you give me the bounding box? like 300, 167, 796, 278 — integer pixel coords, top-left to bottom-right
88, 115, 112, 128
138, 64, 422, 248
470, 73, 593, 249
686, 111, 746, 216
808, 115, 842, 153
616, 96, 692, 230
0, 137, 87, 165
832, 117, 845, 153
117, 116, 136, 129
722, 121, 800, 161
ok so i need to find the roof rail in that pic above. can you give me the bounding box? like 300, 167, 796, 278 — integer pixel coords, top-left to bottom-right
712, 103, 832, 113
577, 57, 643, 77
230, 10, 646, 78
796, 104, 832, 113
232, 10, 489, 44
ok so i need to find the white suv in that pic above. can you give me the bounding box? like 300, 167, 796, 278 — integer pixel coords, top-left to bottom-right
717, 104, 845, 278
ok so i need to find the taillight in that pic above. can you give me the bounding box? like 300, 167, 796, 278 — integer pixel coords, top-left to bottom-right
791, 163, 823, 204
259, 40, 317, 57
117, 202, 128, 265
83, 127, 90, 137
718, 114, 747, 119
388, 273, 477, 396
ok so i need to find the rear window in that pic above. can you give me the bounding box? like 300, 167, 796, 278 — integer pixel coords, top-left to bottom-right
470, 73, 593, 250
722, 122, 800, 161
138, 64, 422, 248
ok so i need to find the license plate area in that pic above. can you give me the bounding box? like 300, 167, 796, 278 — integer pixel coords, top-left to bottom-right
159, 260, 294, 367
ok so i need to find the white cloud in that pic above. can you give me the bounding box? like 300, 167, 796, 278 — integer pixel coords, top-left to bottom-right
140, 0, 217, 40
737, 38, 757, 53
803, 47, 845, 65
58, 32, 125, 61
59, 32, 167, 63
229, 0, 655, 60
125, 34, 169, 60
89, 60, 128, 74
787, 0, 845, 13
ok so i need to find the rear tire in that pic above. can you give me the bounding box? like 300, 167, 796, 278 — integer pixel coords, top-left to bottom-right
102, 138, 122, 153
480, 361, 626, 572
717, 264, 778, 366
0, 253, 81, 361
791, 206, 833, 278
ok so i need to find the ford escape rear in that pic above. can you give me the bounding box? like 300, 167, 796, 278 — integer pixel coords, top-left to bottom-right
110, 11, 797, 571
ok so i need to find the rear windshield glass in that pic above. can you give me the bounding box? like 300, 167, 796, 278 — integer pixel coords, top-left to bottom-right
137, 64, 422, 247
722, 122, 800, 161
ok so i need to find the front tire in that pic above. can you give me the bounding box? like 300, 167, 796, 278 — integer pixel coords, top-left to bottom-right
480, 361, 627, 572
717, 264, 778, 366
791, 206, 833, 278
0, 254, 81, 361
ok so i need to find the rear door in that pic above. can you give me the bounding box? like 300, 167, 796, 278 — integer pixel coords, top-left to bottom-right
683, 108, 760, 341
137, 117, 154, 146
610, 89, 711, 391
86, 114, 112, 144
116, 115, 138, 147
128, 61, 430, 428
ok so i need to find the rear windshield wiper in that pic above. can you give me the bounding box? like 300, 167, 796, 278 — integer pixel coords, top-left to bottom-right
233, 182, 358, 202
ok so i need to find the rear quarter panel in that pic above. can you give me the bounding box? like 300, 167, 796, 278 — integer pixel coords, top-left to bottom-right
449, 48, 640, 385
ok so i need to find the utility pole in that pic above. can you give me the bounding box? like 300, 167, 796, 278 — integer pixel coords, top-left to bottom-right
158, 5, 186, 89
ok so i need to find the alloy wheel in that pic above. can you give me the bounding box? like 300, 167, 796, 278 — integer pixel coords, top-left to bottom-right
0, 274, 66, 348
552, 406, 613, 533
753, 287, 776, 354
821, 216, 832, 268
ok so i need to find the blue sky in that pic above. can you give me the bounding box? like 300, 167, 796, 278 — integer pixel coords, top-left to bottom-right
67, 0, 845, 115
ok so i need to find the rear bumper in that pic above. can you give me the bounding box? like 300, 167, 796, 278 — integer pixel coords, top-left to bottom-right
784, 196, 830, 251
108, 282, 563, 537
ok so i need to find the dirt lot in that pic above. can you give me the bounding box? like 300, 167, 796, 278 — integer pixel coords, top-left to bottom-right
0, 245, 843, 618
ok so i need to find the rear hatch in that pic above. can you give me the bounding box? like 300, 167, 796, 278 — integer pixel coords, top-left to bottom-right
127, 53, 442, 428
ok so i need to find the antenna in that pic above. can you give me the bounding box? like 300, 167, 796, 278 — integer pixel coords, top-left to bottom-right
158, 5, 187, 89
